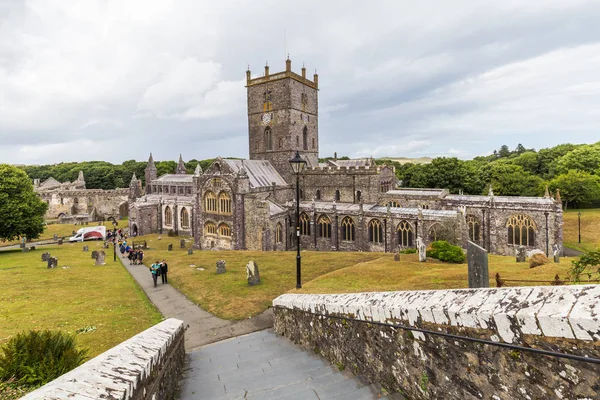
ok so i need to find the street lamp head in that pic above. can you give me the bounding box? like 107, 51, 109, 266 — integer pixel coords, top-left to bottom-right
289, 151, 307, 174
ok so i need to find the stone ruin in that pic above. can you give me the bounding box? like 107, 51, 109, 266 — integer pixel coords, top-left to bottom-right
216, 260, 226, 274
246, 260, 260, 286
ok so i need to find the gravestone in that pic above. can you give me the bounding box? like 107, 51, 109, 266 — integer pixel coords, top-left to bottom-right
144, 241, 148, 249
393, 252, 400, 262
22, 247, 30, 253
168, 244, 173, 251
188, 248, 193, 255
95, 250, 105, 265
41, 252, 50, 262
216, 260, 226, 274
467, 241, 489, 288
416, 237, 426, 262
47, 257, 58, 269
29, 246, 35, 251
53, 234, 59, 241
91, 250, 98, 259
246, 260, 260, 286
553, 244, 561, 263
57, 238, 63, 245
82, 245, 89, 252
515, 246, 526, 263
180, 239, 186, 249
103, 242, 110, 249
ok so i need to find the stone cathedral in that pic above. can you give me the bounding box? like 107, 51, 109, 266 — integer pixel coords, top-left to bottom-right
129, 59, 563, 256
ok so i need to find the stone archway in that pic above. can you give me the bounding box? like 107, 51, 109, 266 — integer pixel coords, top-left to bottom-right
131, 224, 138, 237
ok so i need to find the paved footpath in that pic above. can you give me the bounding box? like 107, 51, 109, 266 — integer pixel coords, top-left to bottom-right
117, 253, 273, 351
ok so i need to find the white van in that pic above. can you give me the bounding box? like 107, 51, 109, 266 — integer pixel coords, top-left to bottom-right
69, 226, 106, 242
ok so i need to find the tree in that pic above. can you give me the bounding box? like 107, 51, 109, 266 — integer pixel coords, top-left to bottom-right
549, 170, 600, 209
514, 143, 527, 154
537, 143, 580, 179
480, 163, 544, 196
552, 144, 600, 176
0, 164, 48, 241
509, 151, 539, 175
498, 145, 511, 158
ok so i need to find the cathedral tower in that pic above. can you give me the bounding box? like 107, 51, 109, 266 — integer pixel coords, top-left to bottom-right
144, 153, 157, 194
246, 58, 319, 176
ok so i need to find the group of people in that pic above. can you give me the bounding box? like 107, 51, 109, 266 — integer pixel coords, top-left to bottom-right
107, 228, 126, 242
150, 260, 168, 288
127, 249, 145, 265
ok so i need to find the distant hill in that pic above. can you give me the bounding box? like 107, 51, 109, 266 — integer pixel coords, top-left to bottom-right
379, 157, 433, 165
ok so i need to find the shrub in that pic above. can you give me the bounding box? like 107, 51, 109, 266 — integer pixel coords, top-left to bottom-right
399, 248, 417, 254
570, 250, 600, 282
167, 229, 176, 237
529, 253, 550, 268
0, 330, 88, 387
426, 241, 466, 263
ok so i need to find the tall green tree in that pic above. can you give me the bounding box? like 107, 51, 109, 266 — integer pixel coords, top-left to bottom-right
549, 170, 600, 209
0, 164, 48, 241
552, 144, 600, 176
480, 163, 544, 196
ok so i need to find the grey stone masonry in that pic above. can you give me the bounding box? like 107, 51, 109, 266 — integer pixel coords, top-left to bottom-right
467, 241, 489, 288
21, 319, 185, 400
273, 286, 600, 400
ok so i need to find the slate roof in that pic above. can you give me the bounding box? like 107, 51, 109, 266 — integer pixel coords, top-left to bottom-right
386, 189, 446, 197
222, 159, 288, 188
327, 158, 373, 168
298, 201, 457, 218
445, 194, 556, 205
155, 174, 194, 183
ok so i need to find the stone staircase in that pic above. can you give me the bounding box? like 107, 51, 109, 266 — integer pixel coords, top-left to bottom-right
178, 329, 404, 400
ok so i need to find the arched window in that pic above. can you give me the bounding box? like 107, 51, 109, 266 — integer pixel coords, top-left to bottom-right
299, 212, 311, 236
296, 135, 299, 148
205, 222, 217, 235
387, 201, 400, 207
397, 220, 413, 247
301, 93, 307, 111
204, 191, 217, 212
312, 137, 315, 149
428, 224, 442, 242
303, 126, 308, 150
316, 190, 321, 200
219, 192, 232, 215
421, 204, 430, 210
265, 127, 272, 151
275, 223, 282, 244
466, 215, 480, 242
356, 191, 361, 202
317, 215, 332, 238
219, 223, 231, 237
380, 180, 392, 193
164, 206, 173, 226
341, 217, 355, 241
368, 219, 383, 243
335, 190, 340, 201
180, 208, 190, 229
507, 214, 536, 246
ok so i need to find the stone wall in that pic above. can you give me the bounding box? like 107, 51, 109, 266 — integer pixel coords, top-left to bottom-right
39, 189, 130, 219
273, 286, 600, 399
22, 318, 185, 400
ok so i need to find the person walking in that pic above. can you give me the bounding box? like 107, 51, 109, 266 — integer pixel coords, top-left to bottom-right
160, 259, 168, 284
150, 261, 161, 288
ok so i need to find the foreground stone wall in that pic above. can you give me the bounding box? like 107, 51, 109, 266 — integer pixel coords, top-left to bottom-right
22, 318, 185, 400
273, 286, 600, 399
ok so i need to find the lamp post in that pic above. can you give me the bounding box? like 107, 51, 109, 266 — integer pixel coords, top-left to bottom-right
289, 151, 307, 289
578, 212, 581, 244
112, 220, 118, 262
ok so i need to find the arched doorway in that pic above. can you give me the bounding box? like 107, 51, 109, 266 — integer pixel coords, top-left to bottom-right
131, 224, 138, 237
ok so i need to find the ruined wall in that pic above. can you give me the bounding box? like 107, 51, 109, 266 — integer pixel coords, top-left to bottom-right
39, 189, 129, 219
273, 286, 600, 400
22, 318, 185, 400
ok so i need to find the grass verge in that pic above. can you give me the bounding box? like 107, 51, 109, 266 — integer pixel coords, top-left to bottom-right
563, 209, 600, 253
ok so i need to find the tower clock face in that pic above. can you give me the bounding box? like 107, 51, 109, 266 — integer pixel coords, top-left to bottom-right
262, 113, 272, 124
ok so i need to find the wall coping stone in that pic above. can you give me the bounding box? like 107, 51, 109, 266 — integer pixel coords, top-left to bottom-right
273, 285, 600, 344
21, 318, 184, 400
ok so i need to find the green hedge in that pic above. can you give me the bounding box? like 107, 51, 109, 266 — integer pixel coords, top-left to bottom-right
426, 241, 466, 263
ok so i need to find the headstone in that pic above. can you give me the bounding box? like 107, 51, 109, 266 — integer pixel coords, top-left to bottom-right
53, 234, 59, 241
216, 260, 226, 274
41, 252, 50, 261
29, 246, 35, 251
22, 247, 30, 253
103, 242, 109, 249
180, 239, 186, 249
47, 257, 58, 269
144, 241, 148, 249
552, 244, 561, 263
246, 260, 260, 286
91, 250, 98, 259
393, 252, 400, 262
82, 245, 89, 252
168, 244, 173, 251
95, 250, 105, 265
467, 241, 489, 288
57, 238, 63, 245
188, 248, 193, 255
416, 237, 426, 262
515, 246, 526, 263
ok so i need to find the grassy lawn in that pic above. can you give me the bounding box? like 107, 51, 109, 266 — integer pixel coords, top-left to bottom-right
0, 240, 162, 358
563, 209, 600, 253
0, 219, 128, 248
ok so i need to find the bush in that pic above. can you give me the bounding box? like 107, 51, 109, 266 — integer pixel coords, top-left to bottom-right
0, 330, 88, 387
426, 241, 466, 263
570, 250, 600, 282
529, 253, 550, 268
167, 229, 176, 237
399, 248, 417, 254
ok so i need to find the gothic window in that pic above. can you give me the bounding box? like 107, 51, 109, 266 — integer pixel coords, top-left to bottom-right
300, 189, 304, 200
341, 217, 355, 241
296, 135, 299, 148
397, 220, 413, 247
428, 224, 442, 242
219, 223, 231, 237
299, 212, 311, 236
204, 191, 217, 212
178, 187, 184, 195
186, 187, 192, 195
265, 127, 273, 151
317, 215, 332, 238
279, 138, 283, 149
303, 126, 308, 150
368, 219, 383, 243
356, 191, 361, 202
218, 191, 232, 215
507, 214, 536, 246
158, 186, 163, 193
146, 186, 151, 194
312, 137, 315, 149
164, 206, 173, 226
380, 180, 392, 193
275, 223, 282, 244
180, 207, 190, 229
466, 215, 480, 242
335, 190, 340, 201
387, 201, 400, 207
212, 178, 222, 188
205, 221, 217, 235
421, 204, 430, 210
301, 93, 307, 111
316, 190, 321, 200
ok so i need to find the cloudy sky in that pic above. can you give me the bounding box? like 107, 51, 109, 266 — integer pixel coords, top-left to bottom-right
1, 0, 600, 165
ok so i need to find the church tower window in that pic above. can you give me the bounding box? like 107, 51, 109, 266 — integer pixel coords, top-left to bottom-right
265, 127, 273, 151
303, 126, 308, 150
